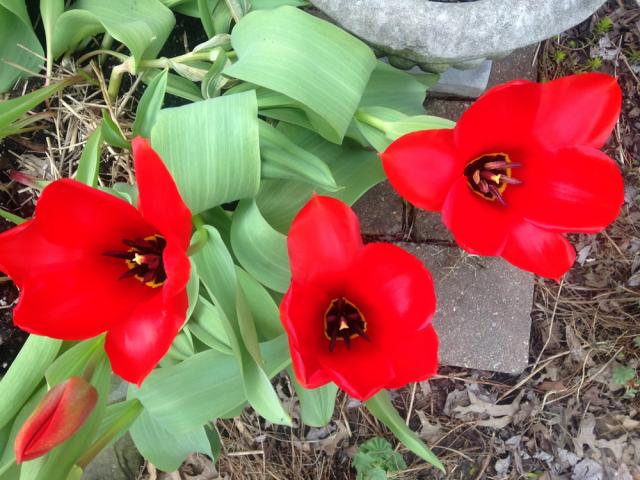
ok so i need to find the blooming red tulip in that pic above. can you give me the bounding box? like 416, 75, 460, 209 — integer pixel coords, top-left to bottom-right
0, 137, 191, 385
15, 377, 98, 463
280, 195, 439, 401
382, 73, 624, 280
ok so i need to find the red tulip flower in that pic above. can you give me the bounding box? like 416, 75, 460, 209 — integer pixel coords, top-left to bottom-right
15, 376, 97, 463
280, 195, 439, 401
382, 73, 624, 280
0, 137, 191, 385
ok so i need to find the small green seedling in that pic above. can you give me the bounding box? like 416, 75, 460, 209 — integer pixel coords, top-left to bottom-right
613, 365, 638, 398
353, 437, 407, 480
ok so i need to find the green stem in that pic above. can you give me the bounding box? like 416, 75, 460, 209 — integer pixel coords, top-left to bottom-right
75, 399, 143, 469
77, 49, 128, 65
187, 215, 208, 256
355, 110, 388, 133
107, 62, 131, 102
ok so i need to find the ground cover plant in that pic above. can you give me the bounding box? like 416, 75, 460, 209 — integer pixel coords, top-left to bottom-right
0, 0, 635, 478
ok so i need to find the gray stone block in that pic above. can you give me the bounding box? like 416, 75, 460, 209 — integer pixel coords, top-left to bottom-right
430, 60, 493, 98
82, 434, 144, 480
399, 243, 533, 374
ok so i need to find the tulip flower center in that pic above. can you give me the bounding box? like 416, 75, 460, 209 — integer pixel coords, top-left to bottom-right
464, 153, 522, 206
104, 234, 167, 288
324, 297, 369, 351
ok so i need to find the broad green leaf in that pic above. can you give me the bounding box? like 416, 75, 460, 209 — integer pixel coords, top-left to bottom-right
143, 70, 203, 102
192, 226, 238, 322
225, 6, 376, 143
256, 126, 385, 232
201, 49, 229, 99
75, 126, 103, 186
133, 69, 168, 138
0, 0, 44, 93
163, 329, 195, 365
224, 0, 250, 22
150, 91, 260, 214
236, 268, 283, 341
365, 390, 444, 473
45, 337, 104, 387
0, 78, 73, 138
130, 407, 212, 472
197, 0, 216, 37
230, 200, 290, 292
101, 110, 129, 149
90, 399, 143, 451
40, 0, 64, 77
136, 334, 291, 433
289, 370, 337, 427
259, 121, 338, 191
187, 296, 233, 354
52, 0, 175, 68
251, 0, 307, 7
358, 61, 428, 115
193, 226, 290, 426
0, 335, 61, 430
204, 423, 222, 461
186, 259, 200, 321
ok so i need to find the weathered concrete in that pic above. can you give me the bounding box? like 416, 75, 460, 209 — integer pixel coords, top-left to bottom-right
399, 243, 533, 374
310, 0, 606, 71
82, 434, 144, 480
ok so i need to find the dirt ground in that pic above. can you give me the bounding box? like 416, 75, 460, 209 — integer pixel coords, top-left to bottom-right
0, 1, 638, 479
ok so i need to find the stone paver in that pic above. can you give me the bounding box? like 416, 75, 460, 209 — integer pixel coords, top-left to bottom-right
351, 46, 541, 374
399, 243, 533, 374
82, 434, 143, 480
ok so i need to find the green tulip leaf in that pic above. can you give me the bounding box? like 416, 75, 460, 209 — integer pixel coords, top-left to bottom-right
150, 91, 260, 214
365, 390, 445, 473
289, 370, 338, 428
0, 0, 44, 93
75, 126, 103, 187
225, 6, 376, 143
52, 0, 174, 68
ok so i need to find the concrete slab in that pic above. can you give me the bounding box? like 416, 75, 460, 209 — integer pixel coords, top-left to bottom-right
487, 45, 539, 88
399, 243, 533, 374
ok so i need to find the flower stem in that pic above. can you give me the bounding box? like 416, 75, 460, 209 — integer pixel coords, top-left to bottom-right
187, 215, 209, 256
355, 110, 388, 133
80, 336, 107, 383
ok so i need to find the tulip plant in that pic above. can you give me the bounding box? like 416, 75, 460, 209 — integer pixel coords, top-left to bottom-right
0, 0, 624, 478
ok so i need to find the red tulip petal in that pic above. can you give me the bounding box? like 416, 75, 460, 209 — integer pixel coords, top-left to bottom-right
385, 324, 439, 390
454, 80, 540, 161
0, 221, 154, 339
15, 377, 97, 463
529, 73, 621, 149
288, 195, 363, 294
344, 243, 436, 341
501, 221, 576, 280
105, 288, 188, 385
317, 339, 395, 401
35, 179, 154, 252
132, 137, 192, 250
280, 282, 333, 389
509, 146, 624, 233
441, 177, 513, 256
162, 240, 192, 301
382, 129, 463, 211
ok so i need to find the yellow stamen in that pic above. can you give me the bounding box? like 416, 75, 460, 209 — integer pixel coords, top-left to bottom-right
339, 319, 349, 331
490, 174, 501, 184
133, 253, 146, 265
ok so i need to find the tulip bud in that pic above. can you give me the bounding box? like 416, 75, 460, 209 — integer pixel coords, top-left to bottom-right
14, 377, 98, 463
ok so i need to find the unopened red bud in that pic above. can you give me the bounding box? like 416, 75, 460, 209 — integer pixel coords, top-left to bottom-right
14, 377, 98, 463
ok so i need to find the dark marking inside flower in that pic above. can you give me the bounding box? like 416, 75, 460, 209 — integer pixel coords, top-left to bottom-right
104, 234, 167, 288
324, 297, 369, 352
464, 153, 523, 206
